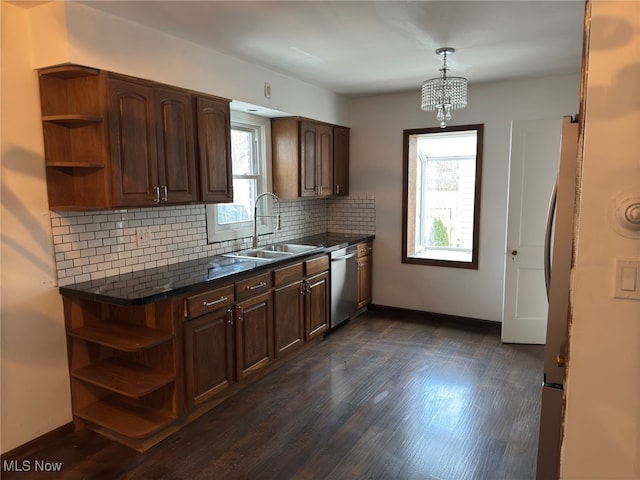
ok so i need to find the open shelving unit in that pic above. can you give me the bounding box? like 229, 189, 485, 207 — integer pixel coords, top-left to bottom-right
38, 65, 111, 209
63, 295, 182, 451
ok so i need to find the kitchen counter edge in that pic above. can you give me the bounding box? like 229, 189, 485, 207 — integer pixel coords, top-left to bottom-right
58, 234, 375, 306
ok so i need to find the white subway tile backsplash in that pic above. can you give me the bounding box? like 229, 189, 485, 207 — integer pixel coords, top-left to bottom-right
51, 196, 375, 286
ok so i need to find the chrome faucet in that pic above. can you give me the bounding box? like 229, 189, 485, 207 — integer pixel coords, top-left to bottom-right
252, 192, 281, 248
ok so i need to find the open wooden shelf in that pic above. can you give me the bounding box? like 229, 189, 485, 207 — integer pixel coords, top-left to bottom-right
69, 322, 173, 352
71, 357, 175, 398
75, 397, 176, 439
43, 114, 103, 125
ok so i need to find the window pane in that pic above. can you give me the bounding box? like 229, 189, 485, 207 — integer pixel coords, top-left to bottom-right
403, 125, 483, 269
230, 128, 256, 175
217, 178, 255, 225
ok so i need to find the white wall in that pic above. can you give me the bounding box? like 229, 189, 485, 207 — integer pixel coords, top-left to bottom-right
350, 74, 580, 321
560, 1, 640, 478
30, 1, 351, 127
1, 2, 72, 453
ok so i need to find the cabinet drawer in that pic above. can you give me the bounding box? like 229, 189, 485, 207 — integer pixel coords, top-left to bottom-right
273, 262, 304, 288
185, 284, 234, 319
235, 272, 272, 301
357, 241, 373, 258
304, 255, 329, 276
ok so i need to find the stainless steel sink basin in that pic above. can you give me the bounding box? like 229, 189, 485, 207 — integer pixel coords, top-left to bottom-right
259, 243, 321, 254
223, 243, 322, 262
223, 249, 292, 260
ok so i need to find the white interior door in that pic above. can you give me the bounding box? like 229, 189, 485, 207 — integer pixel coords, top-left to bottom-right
502, 119, 562, 344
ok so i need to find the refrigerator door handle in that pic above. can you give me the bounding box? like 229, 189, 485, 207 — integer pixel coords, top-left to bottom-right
544, 176, 558, 300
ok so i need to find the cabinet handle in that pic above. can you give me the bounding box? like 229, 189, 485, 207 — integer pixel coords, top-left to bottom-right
161, 185, 168, 202
154, 186, 161, 203
226, 307, 234, 325
336, 184, 340, 194
202, 296, 228, 307
237, 305, 243, 322
300, 284, 306, 296
246, 281, 267, 291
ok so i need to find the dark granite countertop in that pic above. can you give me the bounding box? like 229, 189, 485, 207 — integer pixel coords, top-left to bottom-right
59, 233, 374, 305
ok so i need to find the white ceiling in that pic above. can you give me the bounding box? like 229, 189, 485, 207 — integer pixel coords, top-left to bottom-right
76, 0, 586, 97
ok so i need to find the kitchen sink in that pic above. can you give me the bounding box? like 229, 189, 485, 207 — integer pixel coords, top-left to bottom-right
225, 249, 292, 260
223, 243, 323, 262
258, 243, 321, 254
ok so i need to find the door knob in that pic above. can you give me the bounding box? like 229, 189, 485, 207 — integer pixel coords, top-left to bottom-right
511, 250, 518, 256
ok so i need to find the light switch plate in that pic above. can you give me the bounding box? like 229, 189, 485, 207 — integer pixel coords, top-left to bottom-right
614, 257, 640, 300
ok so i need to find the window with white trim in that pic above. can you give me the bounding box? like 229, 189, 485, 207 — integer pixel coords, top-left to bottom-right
206, 111, 272, 243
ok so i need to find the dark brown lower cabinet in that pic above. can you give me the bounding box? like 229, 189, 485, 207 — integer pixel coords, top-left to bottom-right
305, 271, 329, 339
273, 262, 305, 358
184, 306, 235, 408
62, 256, 333, 451
357, 241, 373, 309
304, 255, 330, 339
234, 291, 274, 380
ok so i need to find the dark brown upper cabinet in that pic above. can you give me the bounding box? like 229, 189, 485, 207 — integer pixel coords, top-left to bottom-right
195, 96, 233, 203
38, 65, 231, 210
272, 117, 348, 199
333, 125, 350, 196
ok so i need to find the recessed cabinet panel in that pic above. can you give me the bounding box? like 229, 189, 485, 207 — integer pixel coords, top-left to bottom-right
317, 124, 333, 197
196, 96, 233, 203
333, 126, 350, 196
274, 281, 304, 357
301, 123, 318, 197
184, 308, 235, 407
108, 77, 158, 206
155, 88, 198, 203
305, 271, 329, 339
357, 241, 373, 309
235, 292, 274, 380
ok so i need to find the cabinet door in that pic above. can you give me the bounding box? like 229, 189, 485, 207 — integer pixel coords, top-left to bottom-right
317, 124, 333, 197
235, 292, 274, 380
333, 126, 350, 196
273, 281, 305, 358
108, 77, 159, 206
196, 96, 233, 203
155, 87, 198, 203
300, 121, 319, 197
305, 271, 329, 339
184, 307, 235, 408
357, 255, 372, 309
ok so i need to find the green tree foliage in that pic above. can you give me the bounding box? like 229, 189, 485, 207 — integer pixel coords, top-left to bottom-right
429, 218, 449, 247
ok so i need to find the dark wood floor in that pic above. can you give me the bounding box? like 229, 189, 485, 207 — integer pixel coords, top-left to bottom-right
3, 309, 544, 480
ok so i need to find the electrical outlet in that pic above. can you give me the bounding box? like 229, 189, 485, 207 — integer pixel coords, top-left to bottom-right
136, 227, 151, 247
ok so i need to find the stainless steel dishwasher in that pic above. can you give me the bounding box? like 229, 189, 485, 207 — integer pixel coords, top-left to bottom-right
330, 245, 358, 328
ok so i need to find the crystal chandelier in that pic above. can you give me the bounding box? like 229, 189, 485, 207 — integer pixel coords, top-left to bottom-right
421, 47, 468, 128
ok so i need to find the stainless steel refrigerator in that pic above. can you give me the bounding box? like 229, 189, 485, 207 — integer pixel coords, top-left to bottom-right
536, 116, 579, 479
